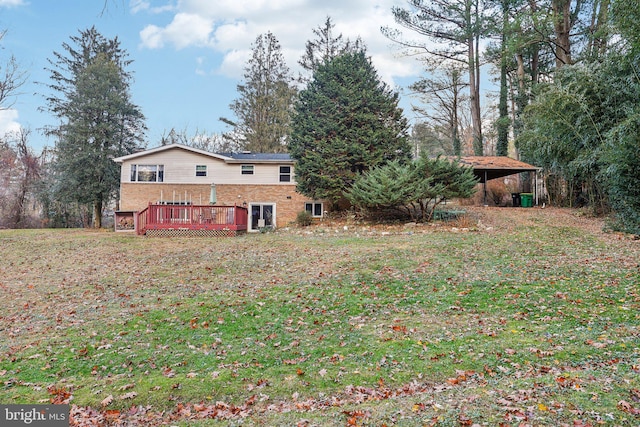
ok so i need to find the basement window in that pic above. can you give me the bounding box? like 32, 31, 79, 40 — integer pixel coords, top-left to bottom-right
305, 202, 323, 218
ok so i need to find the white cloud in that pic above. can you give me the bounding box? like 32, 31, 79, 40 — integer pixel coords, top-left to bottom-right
130, 0, 175, 14
135, 0, 421, 85
140, 12, 214, 49
0, 109, 21, 137
0, 0, 26, 7
130, 0, 150, 14
195, 56, 206, 76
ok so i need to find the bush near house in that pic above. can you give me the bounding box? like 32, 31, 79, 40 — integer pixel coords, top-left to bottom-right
295, 210, 313, 227
346, 155, 478, 222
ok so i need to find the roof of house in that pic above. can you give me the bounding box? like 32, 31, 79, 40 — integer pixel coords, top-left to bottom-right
217, 152, 292, 163
113, 144, 293, 164
455, 156, 539, 182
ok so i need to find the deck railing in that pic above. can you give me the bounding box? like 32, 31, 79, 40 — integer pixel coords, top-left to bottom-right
136, 204, 248, 235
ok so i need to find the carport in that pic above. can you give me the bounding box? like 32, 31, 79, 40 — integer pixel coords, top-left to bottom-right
456, 156, 540, 206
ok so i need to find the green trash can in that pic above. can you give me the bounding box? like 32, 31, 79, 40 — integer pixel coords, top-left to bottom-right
520, 193, 533, 207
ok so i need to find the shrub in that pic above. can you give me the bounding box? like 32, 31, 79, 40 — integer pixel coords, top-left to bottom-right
345, 155, 478, 222
296, 210, 313, 227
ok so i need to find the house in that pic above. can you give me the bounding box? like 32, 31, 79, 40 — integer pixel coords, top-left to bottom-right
112, 144, 325, 234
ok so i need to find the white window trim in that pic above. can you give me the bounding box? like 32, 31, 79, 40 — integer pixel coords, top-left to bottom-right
305, 202, 324, 218
248, 202, 276, 232
241, 164, 255, 175
131, 164, 164, 182
279, 165, 292, 182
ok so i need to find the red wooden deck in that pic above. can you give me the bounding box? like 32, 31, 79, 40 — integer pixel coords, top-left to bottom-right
136, 204, 248, 236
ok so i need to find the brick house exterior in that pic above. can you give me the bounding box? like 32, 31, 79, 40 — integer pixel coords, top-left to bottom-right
113, 144, 324, 231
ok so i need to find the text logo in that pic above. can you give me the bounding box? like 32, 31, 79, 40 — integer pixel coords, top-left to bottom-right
0, 405, 69, 426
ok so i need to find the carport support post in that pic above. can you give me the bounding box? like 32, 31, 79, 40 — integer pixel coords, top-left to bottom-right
483, 170, 488, 206
533, 170, 539, 206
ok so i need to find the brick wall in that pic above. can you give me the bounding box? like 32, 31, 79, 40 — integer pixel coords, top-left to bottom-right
119, 183, 311, 228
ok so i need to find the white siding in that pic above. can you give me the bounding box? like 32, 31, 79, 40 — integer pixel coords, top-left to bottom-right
120, 147, 295, 185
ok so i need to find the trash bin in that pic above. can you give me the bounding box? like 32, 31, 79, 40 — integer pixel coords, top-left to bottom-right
520, 193, 533, 208
511, 193, 521, 207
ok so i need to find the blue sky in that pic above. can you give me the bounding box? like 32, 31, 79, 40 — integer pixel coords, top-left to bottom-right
0, 0, 458, 152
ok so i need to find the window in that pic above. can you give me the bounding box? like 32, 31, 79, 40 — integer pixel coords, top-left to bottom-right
241, 164, 254, 175
305, 202, 323, 217
279, 165, 291, 182
196, 165, 207, 177
131, 164, 164, 182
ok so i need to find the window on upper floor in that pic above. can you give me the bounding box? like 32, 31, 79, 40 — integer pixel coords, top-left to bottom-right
279, 165, 291, 182
241, 164, 254, 175
196, 165, 207, 177
131, 164, 164, 182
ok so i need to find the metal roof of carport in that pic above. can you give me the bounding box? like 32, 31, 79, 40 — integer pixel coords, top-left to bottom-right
456, 156, 539, 183
452, 156, 540, 206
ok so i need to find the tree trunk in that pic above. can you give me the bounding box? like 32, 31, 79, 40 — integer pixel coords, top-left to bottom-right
93, 200, 102, 228
468, 35, 483, 155
452, 73, 461, 156
553, 0, 573, 67
496, 1, 510, 157
588, 0, 609, 58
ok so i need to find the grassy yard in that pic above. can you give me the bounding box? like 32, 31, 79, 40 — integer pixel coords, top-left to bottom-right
0, 207, 638, 426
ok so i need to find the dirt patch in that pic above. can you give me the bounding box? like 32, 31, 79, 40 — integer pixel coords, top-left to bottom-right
465, 206, 606, 233
298, 206, 615, 238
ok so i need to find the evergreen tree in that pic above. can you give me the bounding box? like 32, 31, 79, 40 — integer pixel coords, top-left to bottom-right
298, 16, 364, 82
346, 155, 478, 222
221, 32, 296, 153
289, 50, 412, 209
44, 27, 145, 228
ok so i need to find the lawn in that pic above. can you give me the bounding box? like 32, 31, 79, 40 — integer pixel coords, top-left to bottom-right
0, 207, 638, 426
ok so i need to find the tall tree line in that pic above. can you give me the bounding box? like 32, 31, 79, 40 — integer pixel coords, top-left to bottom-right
220, 32, 296, 153
221, 18, 364, 154
43, 27, 145, 228
386, 0, 610, 157
0, 30, 39, 228
386, 0, 640, 231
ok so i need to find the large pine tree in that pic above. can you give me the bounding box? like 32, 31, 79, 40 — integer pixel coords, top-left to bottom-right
44, 27, 145, 228
221, 32, 296, 153
298, 16, 364, 82
288, 50, 412, 209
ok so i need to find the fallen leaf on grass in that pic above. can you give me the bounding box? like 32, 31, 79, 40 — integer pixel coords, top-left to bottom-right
101, 395, 113, 407
120, 392, 137, 400
458, 413, 473, 426
618, 400, 640, 415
